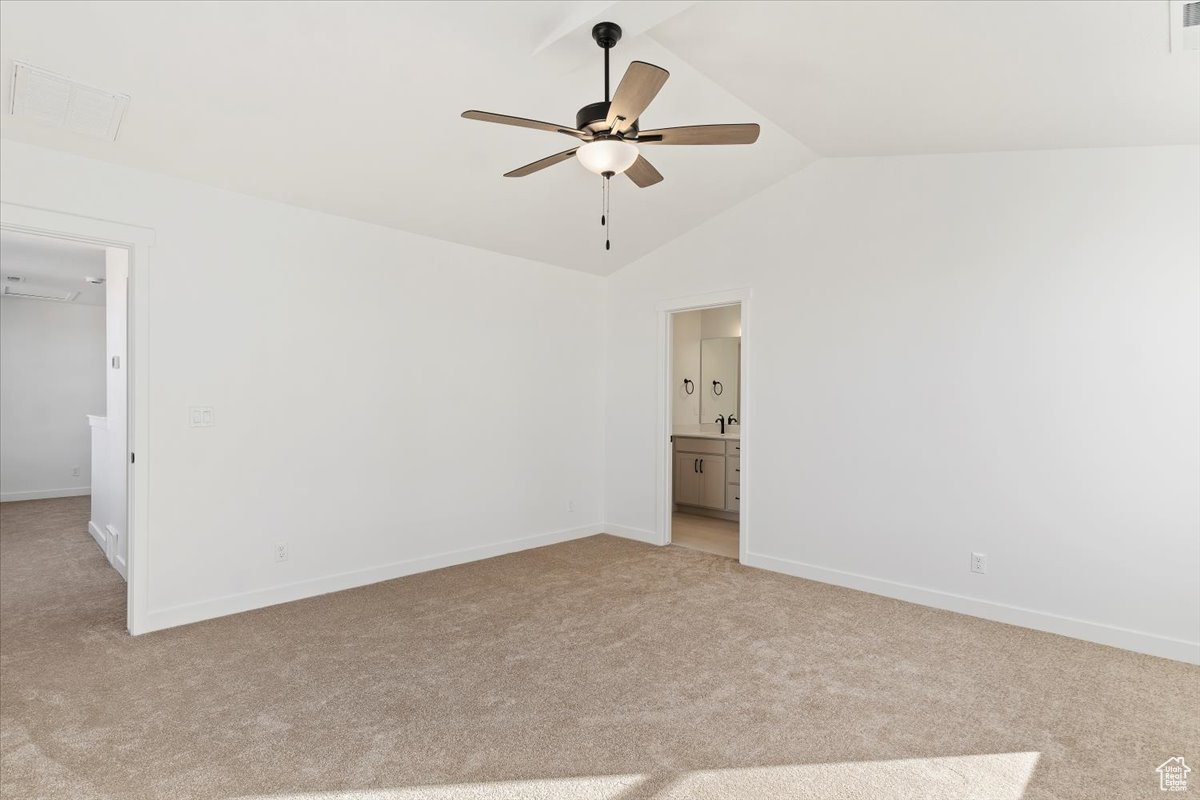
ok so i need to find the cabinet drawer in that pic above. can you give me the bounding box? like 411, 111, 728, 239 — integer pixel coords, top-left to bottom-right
726, 456, 740, 485
726, 439, 741, 457
675, 437, 726, 455
726, 489, 740, 513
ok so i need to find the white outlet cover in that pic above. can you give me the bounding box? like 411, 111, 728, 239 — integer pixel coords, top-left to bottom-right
188, 406, 215, 427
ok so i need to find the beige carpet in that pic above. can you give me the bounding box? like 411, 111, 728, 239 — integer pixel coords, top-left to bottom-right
1, 498, 1196, 800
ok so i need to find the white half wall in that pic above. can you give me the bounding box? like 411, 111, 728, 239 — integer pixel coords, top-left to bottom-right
0, 141, 605, 630
0, 295, 105, 501
605, 146, 1200, 663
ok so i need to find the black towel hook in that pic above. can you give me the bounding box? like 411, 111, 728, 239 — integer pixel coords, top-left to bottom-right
683, 378, 694, 395
712, 380, 724, 396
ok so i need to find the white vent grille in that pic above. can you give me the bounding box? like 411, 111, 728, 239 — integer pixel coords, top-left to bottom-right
2, 284, 80, 302
1170, 0, 1200, 51
8, 62, 129, 140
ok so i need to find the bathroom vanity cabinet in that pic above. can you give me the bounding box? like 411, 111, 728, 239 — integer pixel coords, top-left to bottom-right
674, 436, 740, 514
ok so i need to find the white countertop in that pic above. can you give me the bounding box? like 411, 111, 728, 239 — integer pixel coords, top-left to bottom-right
673, 427, 740, 441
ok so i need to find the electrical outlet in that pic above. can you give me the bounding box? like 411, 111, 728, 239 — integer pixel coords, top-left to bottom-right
971, 552, 988, 574
274, 542, 288, 563
188, 406, 215, 427
71, 465, 80, 477
567, 499, 576, 513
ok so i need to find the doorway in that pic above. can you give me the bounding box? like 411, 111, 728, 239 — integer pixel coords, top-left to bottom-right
0, 231, 129, 568
656, 289, 751, 562
0, 202, 152, 634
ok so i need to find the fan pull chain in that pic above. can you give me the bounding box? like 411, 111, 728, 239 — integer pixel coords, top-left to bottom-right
603, 173, 612, 251
601, 175, 606, 227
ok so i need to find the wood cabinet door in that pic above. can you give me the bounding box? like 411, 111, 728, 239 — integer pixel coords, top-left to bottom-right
674, 452, 701, 506
698, 455, 727, 509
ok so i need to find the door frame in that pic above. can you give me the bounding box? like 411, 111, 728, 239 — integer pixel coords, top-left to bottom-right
655, 288, 751, 563
1, 201, 154, 635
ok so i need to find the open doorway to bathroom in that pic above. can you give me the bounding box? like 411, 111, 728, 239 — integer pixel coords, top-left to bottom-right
668, 302, 741, 558
0, 229, 131, 605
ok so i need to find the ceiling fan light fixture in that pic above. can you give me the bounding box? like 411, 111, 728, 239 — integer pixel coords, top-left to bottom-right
576, 139, 639, 175
461, 20, 759, 251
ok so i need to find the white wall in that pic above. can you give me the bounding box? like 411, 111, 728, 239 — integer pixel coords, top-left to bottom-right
699, 304, 741, 339
671, 310, 701, 427
0, 295, 106, 500
4, 139, 1196, 663
606, 146, 1200, 663
1, 141, 606, 631
672, 305, 742, 428
95, 247, 129, 577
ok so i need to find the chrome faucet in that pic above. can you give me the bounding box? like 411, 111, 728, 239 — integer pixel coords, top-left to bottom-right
716, 414, 726, 434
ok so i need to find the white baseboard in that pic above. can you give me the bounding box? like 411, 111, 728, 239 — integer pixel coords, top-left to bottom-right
742, 551, 1200, 665
88, 520, 105, 549
104, 524, 124, 578
114, 552, 128, 581
1, 487, 90, 502
141, 522, 607, 634
604, 524, 661, 545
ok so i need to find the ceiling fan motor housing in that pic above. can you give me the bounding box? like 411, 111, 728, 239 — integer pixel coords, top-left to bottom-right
576, 101, 639, 136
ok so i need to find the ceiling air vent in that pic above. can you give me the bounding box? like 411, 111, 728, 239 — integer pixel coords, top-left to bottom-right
1170, 1, 1200, 51
2, 284, 80, 302
7, 61, 129, 141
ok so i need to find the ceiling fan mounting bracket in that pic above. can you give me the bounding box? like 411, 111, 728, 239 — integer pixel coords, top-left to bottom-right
591, 22, 622, 49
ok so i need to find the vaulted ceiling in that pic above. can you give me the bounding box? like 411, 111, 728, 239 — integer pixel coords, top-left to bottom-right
1, 1, 1195, 275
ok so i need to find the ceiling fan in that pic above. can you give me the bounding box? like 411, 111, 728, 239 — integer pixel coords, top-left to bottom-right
462, 21, 760, 250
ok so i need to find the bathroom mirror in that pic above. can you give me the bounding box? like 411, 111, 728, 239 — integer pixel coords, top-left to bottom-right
700, 337, 739, 422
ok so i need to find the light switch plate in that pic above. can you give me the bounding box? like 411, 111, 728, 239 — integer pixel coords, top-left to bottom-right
188, 406, 215, 427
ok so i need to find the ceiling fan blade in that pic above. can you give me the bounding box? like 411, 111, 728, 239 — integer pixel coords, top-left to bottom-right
605, 61, 670, 134
625, 155, 663, 188
636, 124, 761, 145
504, 148, 579, 178
462, 111, 592, 141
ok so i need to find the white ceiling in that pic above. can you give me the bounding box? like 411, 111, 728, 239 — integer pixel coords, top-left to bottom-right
653, 1, 1200, 157
0, 230, 108, 305
0, 1, 1194, 275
